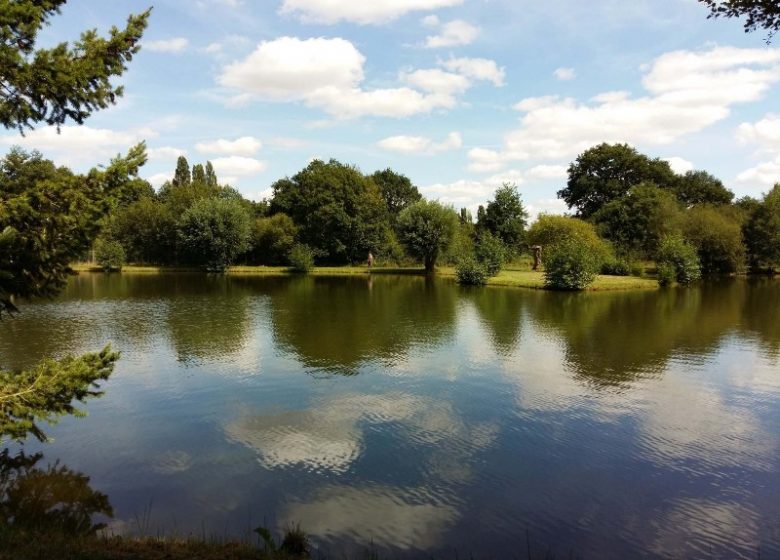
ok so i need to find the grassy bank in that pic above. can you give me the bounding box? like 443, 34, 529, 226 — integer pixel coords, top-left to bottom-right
71, 263, 658, 291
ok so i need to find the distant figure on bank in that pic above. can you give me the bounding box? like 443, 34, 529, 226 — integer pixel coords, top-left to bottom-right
531, 245, 542, 271
367, 252, 374, 269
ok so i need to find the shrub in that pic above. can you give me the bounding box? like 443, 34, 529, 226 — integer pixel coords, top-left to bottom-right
455, 257, 488, 285
474, 231, 505, 276
288, 243, 315, 273
682, 205, 745, 274
527, 214, 613, 266
600, 258, 631, 276
655, 235, 701, 286
543, 238, 601, 290
94, 238, 125, 271
248, 213, 298, 265
177, 198, 251, 271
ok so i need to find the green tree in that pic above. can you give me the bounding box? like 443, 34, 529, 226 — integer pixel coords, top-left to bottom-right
370, 168, 422, 223
0, 144, 147, 315
473, 231, 505, 276
93, 238, 125, 271
397, 200, 459, 273
743, 184, 780, 272
0, 1, 150, 131
191, 163, 206, 186
172, 155, 191, 188
108, 197, 177, 264
592, 183, 683, 258
205, 161, 218, 187
177, 198, 251, 271
527, 214, 613, 267
481, 183, 528, 251
248, 213, 298, 265
559, 143, 677, 218
656, 235, 702, 286
682, 205, 745, 273
0, 2, 147, 442
700, 0, 780, 41
674, 170, 734, 206
270, 159, 389, 263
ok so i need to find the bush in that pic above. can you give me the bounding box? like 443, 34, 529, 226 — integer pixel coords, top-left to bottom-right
455, 257, 488, 285
527, 214, 613, 266
656, 235, 701, 286
94, 238, 125, 271
682, 205, 745, 274
600, 258, 631, 276
474, 231, 505, 276
177, 198, 251, 271
248, 213, 298, 265
543, 238, 601, 290
288, 243, 315, 273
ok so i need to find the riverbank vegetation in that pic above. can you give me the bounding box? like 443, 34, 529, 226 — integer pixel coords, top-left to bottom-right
40, 142, 776, 292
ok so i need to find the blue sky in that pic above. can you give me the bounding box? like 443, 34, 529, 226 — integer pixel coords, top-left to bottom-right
3, 0, 780, 217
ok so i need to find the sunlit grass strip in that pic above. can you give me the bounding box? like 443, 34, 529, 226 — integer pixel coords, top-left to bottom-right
70, 263, 658, 290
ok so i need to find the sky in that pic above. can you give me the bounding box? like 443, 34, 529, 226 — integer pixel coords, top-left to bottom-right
2, 0, 780, 218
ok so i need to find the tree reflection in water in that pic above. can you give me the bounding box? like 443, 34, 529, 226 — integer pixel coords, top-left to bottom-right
0, 448, 112, 536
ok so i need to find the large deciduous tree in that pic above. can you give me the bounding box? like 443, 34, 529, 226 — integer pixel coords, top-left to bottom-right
559, 143, 677, 219
592, 183, 683, 258
397, 200, 459, 273
270, 159, 389, 264
0, 1, 150, 131
370, 168, 422, 223
674, 170, 734, 206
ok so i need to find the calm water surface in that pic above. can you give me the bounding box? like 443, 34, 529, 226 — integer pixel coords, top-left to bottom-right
2, 273, 779, 558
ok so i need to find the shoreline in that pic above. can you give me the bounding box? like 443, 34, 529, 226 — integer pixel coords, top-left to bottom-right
70, 263, 660, 291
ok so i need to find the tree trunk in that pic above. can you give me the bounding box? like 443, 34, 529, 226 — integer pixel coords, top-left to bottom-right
424, 255, 435, 274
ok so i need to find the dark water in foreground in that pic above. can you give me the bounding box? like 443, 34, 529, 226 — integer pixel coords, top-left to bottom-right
2, 273, 779, 558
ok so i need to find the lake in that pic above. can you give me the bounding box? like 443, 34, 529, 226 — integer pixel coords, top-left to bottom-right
2, 273, 779, 558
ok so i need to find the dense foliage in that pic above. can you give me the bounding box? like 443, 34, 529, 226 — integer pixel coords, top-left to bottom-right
94, 238, 125, 272
743, 184, 780, 272
455, 257, 489, 286
271, 159, 389, 264
0, 144, 147, 315
288, 243, 315, 273
0, 1, 150, 131
397, 200, 459, 273
656, 235, 702, 286
479, 183, 528, 251
177, 198, 251, 271
543, 238, 602, 291
558, 143, 677, 219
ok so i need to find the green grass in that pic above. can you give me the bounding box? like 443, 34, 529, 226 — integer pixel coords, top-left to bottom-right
70, 263, 658, 291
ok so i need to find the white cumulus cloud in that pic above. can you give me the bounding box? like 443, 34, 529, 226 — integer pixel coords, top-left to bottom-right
664, 157, 694, 174
279, 0, 464, 25
441, 57, 506, 87
377, 131, 462, 154
145, 37, 189, 53
218, 37, 481, 118
425, 19, 480, 48
553, 67, 575, 81
210, 156, 267, 176
468, 46, 780, 172
195, 136, 262, 156
147, 146, 187, 160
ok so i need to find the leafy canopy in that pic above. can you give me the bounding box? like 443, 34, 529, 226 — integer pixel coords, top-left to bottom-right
480, 183, 528, 250
559, 143, 677, 219
397, 200, 459, 272
0, 1, 151, 131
